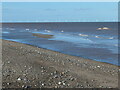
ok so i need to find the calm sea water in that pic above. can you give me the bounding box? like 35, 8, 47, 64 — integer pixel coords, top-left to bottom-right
2, 22, 119, 65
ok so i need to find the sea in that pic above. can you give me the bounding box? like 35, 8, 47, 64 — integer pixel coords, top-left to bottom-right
1, 22, 119, 66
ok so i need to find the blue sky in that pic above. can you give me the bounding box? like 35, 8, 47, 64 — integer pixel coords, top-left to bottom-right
2, 2, 118, 22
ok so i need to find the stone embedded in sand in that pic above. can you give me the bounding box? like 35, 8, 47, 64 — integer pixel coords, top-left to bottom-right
24, 85, 31, 88
7, 61, 10, 64
62, 81, 65, 83
7, 83, 11, 85
55, 86, 58, 88
22, 85, 25, 88
41, 70, 44, 73
91, 80, 95, 82
76, 83, 80, 87
70, 78, 74, 81
23, 78, 27, 81
28, 67, 32, 70
63, 82, 66, 85
54, 75, 58, 78
54, 71, 57, 74
41, 67, 44, 69
97, 66, 100, 68
61, 72, 65, 75
17, 77, 21, 81
67, 84, 70, 86
51, 73, 54, 75
58, 82, 62, 85
42, 83, 45, 86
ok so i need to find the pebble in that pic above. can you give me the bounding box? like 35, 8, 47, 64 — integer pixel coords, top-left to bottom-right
17, 77, 21, 81
29, 67, 32, 70
58, 82, 62, 85
53, 75, 58, 78
37, 51, 40, 53
22, 85, 25, 88
54, 71, 57, 74
24, 85, 31, 88
63, 82, 66, 85
76, 83, 80, 87
41, 70, 44, 73
51, 73, 54, 75
61, 72, 65, 75
97, 66, 100, 68
23, 78, 27, 81
7, 61, 10, 64
112, 74, 114, 76
67, 84, 70, 86
42, 83, 45, 86
55, 86, 58, 88
41, 67, 44, 69
99, 86, 103, 87
7, 83, 11, 85
70, 78, 74, 81
91, 80, 95, 82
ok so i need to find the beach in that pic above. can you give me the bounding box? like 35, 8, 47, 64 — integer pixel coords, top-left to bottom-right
2, 39, 119, 88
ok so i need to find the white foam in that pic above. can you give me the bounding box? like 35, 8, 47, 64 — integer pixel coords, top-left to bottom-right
10, 28, 15, 30
95, 35, 114, 40
78, 34, 88, 37
49, 34, 93, 44
108, 37, 114, 39
45, 30, 51, 33
26, 28, 30, 31
95, 36, 100, 38
61, 30, 64, 32
114, 44, 118, 46
34, 29, 37, 31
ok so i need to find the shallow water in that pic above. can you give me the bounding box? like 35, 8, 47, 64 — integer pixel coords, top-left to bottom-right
2, 22, 119, 65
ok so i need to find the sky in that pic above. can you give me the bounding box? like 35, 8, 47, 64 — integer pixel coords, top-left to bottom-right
1, 0, 120, 2
2, 2, 118, 22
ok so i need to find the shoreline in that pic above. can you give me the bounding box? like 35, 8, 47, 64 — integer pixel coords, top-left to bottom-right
3, 39, 119, 67
2, 39, 119, 88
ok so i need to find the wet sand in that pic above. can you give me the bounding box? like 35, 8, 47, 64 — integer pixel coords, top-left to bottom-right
32, 33, 53, 38
2, 40, 119, 88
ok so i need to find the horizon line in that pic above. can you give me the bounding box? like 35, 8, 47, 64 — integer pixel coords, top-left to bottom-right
0, 21, 118, 23
1, 0, 120, 2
